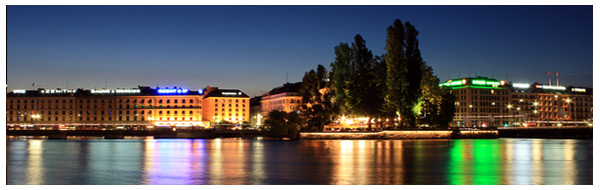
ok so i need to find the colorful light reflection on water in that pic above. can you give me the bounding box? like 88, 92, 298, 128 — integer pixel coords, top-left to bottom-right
6, 138, 593, 185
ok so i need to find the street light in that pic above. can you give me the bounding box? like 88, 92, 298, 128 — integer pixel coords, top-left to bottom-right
507, 104, 514, 127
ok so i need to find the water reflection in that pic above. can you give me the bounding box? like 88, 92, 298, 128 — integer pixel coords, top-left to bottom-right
6, 138, 593, 185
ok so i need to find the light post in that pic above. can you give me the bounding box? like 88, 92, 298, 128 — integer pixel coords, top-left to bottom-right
533, 101, 539, 127
507, 104, 513, 127
516, 107, 521, 127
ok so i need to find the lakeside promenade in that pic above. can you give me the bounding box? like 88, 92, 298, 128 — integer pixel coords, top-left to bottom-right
6, 126, 592, 139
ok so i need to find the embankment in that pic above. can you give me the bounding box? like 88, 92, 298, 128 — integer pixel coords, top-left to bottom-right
301, 130, 498, 139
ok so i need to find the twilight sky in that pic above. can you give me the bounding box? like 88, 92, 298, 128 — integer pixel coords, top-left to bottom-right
6, 5, 593, 97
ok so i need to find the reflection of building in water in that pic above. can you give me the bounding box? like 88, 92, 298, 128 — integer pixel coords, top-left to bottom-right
26, 140, 43, 184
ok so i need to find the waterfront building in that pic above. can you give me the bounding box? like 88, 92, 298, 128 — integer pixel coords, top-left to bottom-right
440, 76, 593, 127
7, 85, 250, 129
440, 77, 511, 127
201, 86, 250, 124
249, 96, 263, 127
260, 82, 303, 118
509, 83, 593, 126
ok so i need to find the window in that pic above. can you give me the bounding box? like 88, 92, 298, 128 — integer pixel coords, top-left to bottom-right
159, 100, 163, 103
175, 99, 178, 103
167, 100, 170, 103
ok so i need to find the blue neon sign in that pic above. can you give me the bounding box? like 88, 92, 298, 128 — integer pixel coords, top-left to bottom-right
157, 87, 189, 94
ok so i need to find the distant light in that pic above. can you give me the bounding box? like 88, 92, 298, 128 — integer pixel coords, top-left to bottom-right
157, 87, 189, 94
198, 89, 204, 95
42, 89, 77, 94
513, 83, 530, 88
92, 89, 139, 94
572, 88, 586, 93
536, 85, 566, 91
12, 89, 26, 94
222, 92, 238, 96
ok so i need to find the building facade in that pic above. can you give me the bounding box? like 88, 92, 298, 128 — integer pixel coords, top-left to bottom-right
440, 77, 511, 127
7, 86, 250, 129
441, 77, 593, 127
201, 86, 250, 124
510, 83, 592, 126
260, 82, 303, 118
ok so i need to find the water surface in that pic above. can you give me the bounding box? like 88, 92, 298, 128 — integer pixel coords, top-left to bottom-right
6, 138, 593, 185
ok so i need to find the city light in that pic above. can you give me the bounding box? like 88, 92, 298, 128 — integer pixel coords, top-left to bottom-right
12, 89, 26, 93
221, 92, 241, 96
572, 88, 586, 93
41, 89, 77, 94
512, 83, 530, 88
536, 85, 566, 91
157, 87, 189, 94
91, 88, 140, 94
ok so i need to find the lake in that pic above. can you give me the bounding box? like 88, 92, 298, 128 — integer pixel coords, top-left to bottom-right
6, 138, 593, 185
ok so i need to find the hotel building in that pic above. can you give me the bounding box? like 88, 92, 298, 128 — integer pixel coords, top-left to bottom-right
7, 86, 249, 129
440, 77, 511, 127
260, 82, 303, 118
509, 83, 592, 126
201, 86, 250, 124
441, 77, 593, 127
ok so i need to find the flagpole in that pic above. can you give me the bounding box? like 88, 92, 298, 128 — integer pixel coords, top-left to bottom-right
556, 71, 559, 86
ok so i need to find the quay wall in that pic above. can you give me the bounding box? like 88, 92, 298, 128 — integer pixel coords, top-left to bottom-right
301, 130, 499, 139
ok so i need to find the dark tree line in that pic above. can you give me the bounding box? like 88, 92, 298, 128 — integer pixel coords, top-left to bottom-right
266, 19, 456, 134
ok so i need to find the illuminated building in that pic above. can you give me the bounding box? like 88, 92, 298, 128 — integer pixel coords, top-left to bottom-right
441, 76, 593, 127
260, 82, 303, 118
510, 83, 592, 126
249, 96, 263, 127
201, 86, 250, 124
7, 85, 250, 128
440, 77, 511, 127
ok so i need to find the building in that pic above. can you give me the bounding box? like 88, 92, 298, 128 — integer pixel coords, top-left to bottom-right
7, 85, 250, 129
440, 77, 511, 127
249, 96, 263, 127
260, 82, 303, 118
509, 83, 592, 126
201, 86, 250, 124
441, 76, 593, 127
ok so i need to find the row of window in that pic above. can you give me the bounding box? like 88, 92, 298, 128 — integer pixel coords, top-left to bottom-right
9, 98, 199, 104
214, 99, 246, 103
8, 116, 201, 122
214, 104, 246, 107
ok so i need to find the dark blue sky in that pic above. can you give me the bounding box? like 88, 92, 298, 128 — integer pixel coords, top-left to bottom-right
7, 5, 592, 96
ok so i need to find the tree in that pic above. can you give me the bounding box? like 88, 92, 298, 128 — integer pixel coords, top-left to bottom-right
436, 90, 456, 128
384, 19, 425, 128
346, 34, 374, 116
300, 65, 334, 132
329, 43, 352, 115
418, 65, 443, 126
264, 110, 302, 140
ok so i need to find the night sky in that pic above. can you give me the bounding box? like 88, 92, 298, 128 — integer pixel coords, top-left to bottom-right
6, 5, 593, 97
